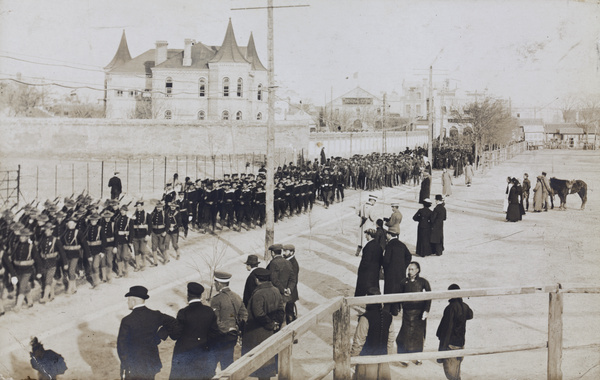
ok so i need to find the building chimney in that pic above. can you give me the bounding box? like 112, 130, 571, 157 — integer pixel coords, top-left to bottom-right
155, 41, 168, 66
183, 39, 193, 67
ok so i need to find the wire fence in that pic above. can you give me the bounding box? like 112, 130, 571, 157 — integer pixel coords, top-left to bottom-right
3, 149, 302, 204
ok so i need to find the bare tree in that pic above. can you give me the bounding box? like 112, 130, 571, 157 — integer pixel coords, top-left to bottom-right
187, 233, 229, 301
0, 82, 43, 116
559, 95, 579, 123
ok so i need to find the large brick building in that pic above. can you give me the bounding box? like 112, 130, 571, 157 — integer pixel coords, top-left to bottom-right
104, 19, 268, 121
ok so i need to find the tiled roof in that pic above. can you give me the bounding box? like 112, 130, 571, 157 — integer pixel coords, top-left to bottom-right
559, 127, 584, 135
246, 33, 267, 71
155, 42, 218, 69
108, 49, 182, 74
522, 125, 545, 133
209, 19, 249, 64
104, 30, 132, 71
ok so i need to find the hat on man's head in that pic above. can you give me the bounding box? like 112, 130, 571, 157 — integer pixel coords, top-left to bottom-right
17, 228, 33, 236
282, 244, 295, 251
88, 213, 101, 221
448, 283, 460, 290
120, 205, 129, 211
135, 200, 144, 206
114, 171, 120, 175
214, 271, 232, 283
187, 282, 204, 297
155, 201, 164, 208
268, 244, 283, 252
101, 210, 113, 218
43, 222, 55, 231
125, 285, 149, 299
391, 203, 399, 208
435, 194, 444, 201
36, 214, 49, 223
254, 268, 271, 281
368, 194, 378, 201
542, 172, 547, 176
244, 254, 260, 266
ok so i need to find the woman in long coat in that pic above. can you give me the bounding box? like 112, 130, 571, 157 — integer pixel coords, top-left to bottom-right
506, 178, 522, 222
442, 168, 453, 197
418, 173, 431, 204
430, 196, 447, 256
413, 200, 433, 257
532, 176, 544, 212
396, 262, 431, 362
355, 229, 383, 297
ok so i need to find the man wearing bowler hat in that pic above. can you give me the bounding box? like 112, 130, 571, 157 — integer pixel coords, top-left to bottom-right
170, 282, 220, 380
117, 286, 176, 380
282, 244, 300, 325
431, 195, 447, 256
243, 254, 261, 307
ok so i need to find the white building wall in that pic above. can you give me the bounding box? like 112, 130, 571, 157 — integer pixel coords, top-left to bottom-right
105, 73, 147, 118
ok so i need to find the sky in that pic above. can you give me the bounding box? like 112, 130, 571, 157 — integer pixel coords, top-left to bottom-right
0, 0, 598, 110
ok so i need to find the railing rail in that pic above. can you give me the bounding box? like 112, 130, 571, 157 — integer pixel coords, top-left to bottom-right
213, 283, 599, 380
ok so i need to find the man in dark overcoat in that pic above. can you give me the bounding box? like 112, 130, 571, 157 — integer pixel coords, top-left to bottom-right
382, 232, 412, 316
117, 286, 176, 380
283, 244, 300, 324
243, 254, 260, 307
266, 244, 296, 307
170, 282, 221, 380
242, 268, 285, 380
108, 172, 122, 200
430, 195, 447, 256
418, 173, 431, 204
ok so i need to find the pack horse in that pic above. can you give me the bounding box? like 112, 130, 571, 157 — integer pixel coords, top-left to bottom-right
549, 178, 588, 210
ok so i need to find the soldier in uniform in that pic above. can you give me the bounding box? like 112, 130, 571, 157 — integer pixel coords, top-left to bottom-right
222, 181, 237, 230
114, 205, 134, 277
165, 201, 182, 261
274, 182, 286, 222
149, 201, 168, 265
236, 181, 254, 230
283, 244, 299, 325
35, 222, 67, 303
99, 210, 117, 283
210, 271, 248, 371
0, 243, 16, 315
176, 192, 189, 238
203, 181, 218, 233
131, 200, 151, 271
60, 216, 87, 295
10, 228, 37, 311
84, 213, 103, 288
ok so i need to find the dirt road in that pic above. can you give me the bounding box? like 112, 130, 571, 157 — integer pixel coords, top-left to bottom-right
1, 149, 598, 380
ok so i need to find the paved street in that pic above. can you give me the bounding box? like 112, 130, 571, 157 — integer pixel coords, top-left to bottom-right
1, 149, 599, 380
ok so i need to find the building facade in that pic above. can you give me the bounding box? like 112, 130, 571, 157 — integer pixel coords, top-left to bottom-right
104, 20, 268, 121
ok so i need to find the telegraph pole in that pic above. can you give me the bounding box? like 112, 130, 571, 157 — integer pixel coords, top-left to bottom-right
428, 65, 434, 162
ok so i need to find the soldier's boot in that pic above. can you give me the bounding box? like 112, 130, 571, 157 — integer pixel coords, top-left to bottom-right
355, 245, 362, 257
116, 262, 124, 278
0, 299, 5, 316
122, 261, 129, 278
24, 295, 34, 309
175, 250, 180, 260
14, 294, 25, 312
162, 251, 170, 265
69, 279, 77, 295
48, 280, 56, 301
138, 254, 146, 271
40, 286, 50, 303
151, 251, 159, 267
91, 272, 101, 289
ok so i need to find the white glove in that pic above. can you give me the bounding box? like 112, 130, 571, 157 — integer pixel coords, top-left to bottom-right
112, 247, 118, 254
11, 277, 18, 285
36, 273, 42, 279
422, 311, 429, 320
144, 236, 149, 242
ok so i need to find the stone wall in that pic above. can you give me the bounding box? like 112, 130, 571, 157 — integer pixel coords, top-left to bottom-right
0, 118, 309, 159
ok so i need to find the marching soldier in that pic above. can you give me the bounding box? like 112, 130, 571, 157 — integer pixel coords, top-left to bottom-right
131, 200, 151, 271
253, 182, 266, 227
60, 216, 87, 295
236, 181, 253, 230
222, 181, 237, 230
114, 205, 134, 277
165, 201, 182, 261
149, 201, 168, 265
100, 210, 117, 282
210, 271, 248, 371
84, 213, 103, 288
35, 223, 67, 302
10, 228, 37, 311
176, 192, 190, 238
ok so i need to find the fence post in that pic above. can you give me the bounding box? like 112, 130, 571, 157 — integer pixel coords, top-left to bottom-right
55, 165, 58, 198
86, 163, 89, 195
164, 157, 167, 187
36, 166, 39, 200
126, 158, 129, 194
152, 158, 155, 193
278, 341, 293, 380
71, 163, 75, 194
332, 298, 351, 380
17, 165, 21, 204
139, 159, 142, 194
547, 287, 563, 380
101, 161, 104, 199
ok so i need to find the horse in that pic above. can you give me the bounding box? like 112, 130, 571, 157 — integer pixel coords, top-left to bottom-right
549, 178, 587, 210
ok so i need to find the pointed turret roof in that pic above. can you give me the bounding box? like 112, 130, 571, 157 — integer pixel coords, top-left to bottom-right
104, 30, 132, 71
209, 19, 249, 64
245, 32, 267, 71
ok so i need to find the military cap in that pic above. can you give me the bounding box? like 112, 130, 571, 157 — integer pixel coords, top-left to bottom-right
282, 244, 295, 251
17, 228, 33, 236
448, 283, 461, 290
368, 194, 378, 201
232, 173, 239, 178
155, 201, 164, 208
88, 213, 101, 221
125, 285, 149, 299
37, 214, 49, 223
67, 215, 79, 222
268, 244, 283, 252
101, 210, 113, 218
214, 271, 232, 283
120, 205, 129, 211
391, 203, 399, 208
254, 268, 271, 281
43, 222, 55, 230
55, 211, 67, 219
168, 201, 178, 208
244, 254, 260, 266
187, 282, 204, 297
64, 199, 76, 207
135, 200, 144, 206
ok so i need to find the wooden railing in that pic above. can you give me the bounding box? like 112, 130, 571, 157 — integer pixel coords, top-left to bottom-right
214, 284, 599, 380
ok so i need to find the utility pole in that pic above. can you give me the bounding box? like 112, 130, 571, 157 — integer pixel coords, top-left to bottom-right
428, 65, 434, 162
232, 2, 309, 259
382, 92, 387, 153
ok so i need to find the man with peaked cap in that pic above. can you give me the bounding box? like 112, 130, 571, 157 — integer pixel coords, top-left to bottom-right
384, 202, 403, 236
131, 200, 151, 272
243, 268, 285, 380
149, 201, 167, 265
210, 270, 248, 371
170, 282, 220, 380
100, 210, 116, 283
243, 254, 261, 307
266, 244, 296, 307
430, 195, 447, 256
356, 194, 378, 256
9, 228, 37, 311
283, 244, 299, 325
117, 285, 176, 380
165, 201, 182, 261
35, 222, 67, 303
84, 213, 103, 288
175, 192, 189, 237
60, 215, 87, 295
108, 171, 122, 200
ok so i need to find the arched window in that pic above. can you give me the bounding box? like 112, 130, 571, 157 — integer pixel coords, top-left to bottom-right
257, 112, 262, 120
222, 110, 229, 120
237, 78, 243, 97
198, 78, 206, 97
165, 110, 172, 119
236, 111, 242, 120
223, 77, 230, 97
257, 84, 262, 101
197, 110, 205, 120
165, 77, 173, 97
